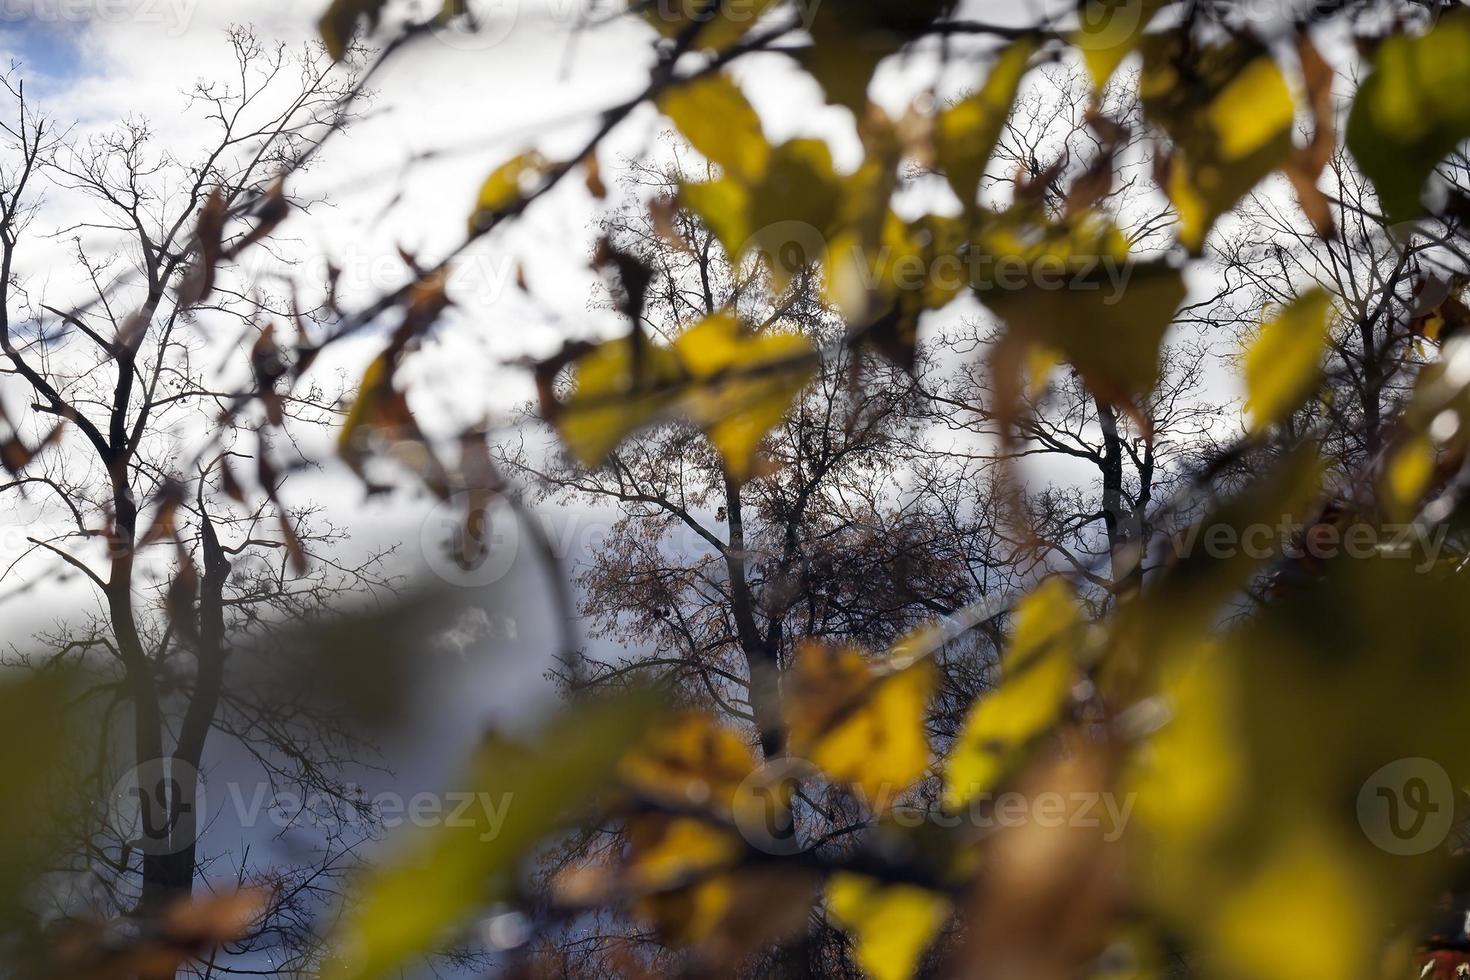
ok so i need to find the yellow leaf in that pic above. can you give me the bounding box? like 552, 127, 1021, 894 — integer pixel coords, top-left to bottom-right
1210, 56, 1296, 162
624, 815, 743, 892
552, 312, 814, 479
635, 868, 818, 961
1075, 0, 1173, 92
826, 873, 950, 980
551, 332, 683, 467
785, 642, 934, 808
637, 874, 735, 947
619, 711, 761, 815
660, 74, 769, 184
1346, 10, 1470, 221
1244, 288, 1332, 436
1213, 828, 1373, 980
1126, 638, 1241, 848
935, 36, 1037, 211
641, 0, 777, 52
678, 176, 751, 265
676, 313, 815, 479
1139, 34, 1294, 253
318, 0, 389, 60
944, 578, 1080, 808
337, 353, 393, 458
1384, 433, 1436, 517
467, 150, 548, 235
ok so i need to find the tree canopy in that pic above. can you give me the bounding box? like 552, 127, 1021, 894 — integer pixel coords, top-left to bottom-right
7, 0, 1470, 978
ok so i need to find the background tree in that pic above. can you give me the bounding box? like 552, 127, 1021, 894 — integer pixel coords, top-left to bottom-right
0, 32, 392, 975
501, 151, 1007, 976
1204, 132, 1470, 485
917, 66, 1227, 604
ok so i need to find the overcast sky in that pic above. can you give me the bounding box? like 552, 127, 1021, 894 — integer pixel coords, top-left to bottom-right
0, 0, 1271, 699
0, 0, 1302, 684
0, 0, 1047, 625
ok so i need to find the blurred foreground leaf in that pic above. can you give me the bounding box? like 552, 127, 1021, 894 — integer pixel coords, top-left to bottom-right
544, 311, 815, 479
318, 0, 389, 60
826, 873, 951, 980
1244, 288, 1332, 436
943, 578, 1081, 809
784, 642, 934, 809
0, 670, 92, 925
1139, 33, 1295, 253
1130, 558, 1470, 980
934, 37, 1036, 212
322, 688, 662, 980
1347, 9, 1470, 222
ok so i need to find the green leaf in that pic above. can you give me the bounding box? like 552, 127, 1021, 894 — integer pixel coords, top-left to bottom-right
799, 0, 958, 112
802, 0, 955, 113
745, 138, 844, 287
803, 43, 894, 115
973, 205, 1186, 418
1244, 288, 1332, 436
935, 36, 1037, 211
681, 138, 845, 290
322, 690, 661, 980
981, 247, 1186, 416
1346, 10, 1470, 222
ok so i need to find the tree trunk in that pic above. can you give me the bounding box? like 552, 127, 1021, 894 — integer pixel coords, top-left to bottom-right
722, 474, 784, 759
